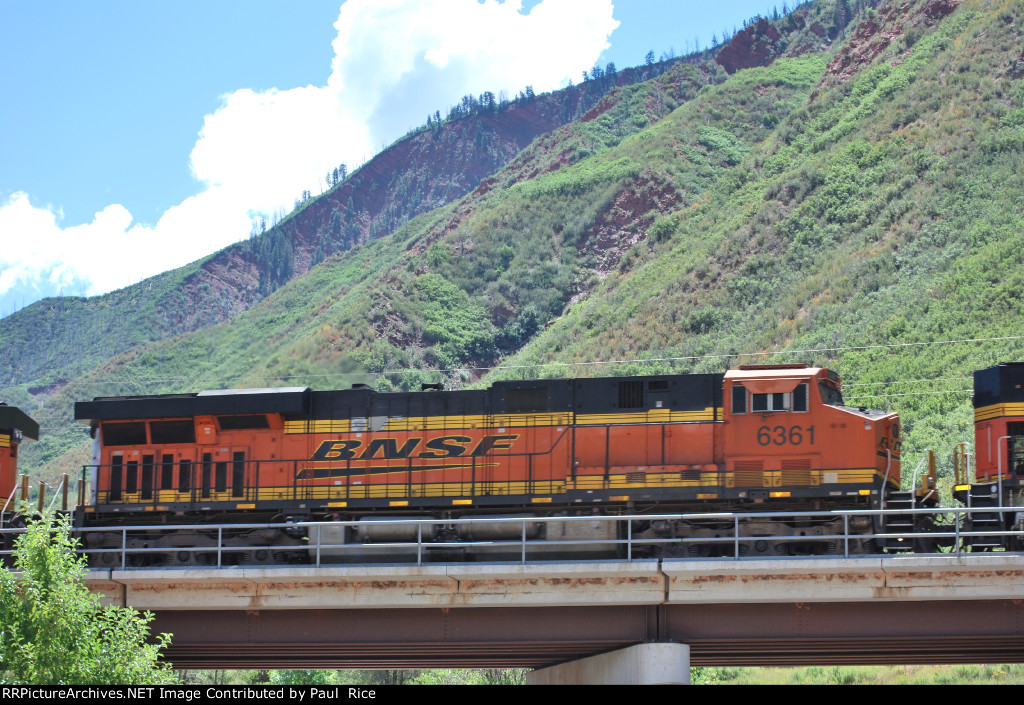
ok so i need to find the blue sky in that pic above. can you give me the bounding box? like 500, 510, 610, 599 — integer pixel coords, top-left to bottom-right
0, 0, 790, 316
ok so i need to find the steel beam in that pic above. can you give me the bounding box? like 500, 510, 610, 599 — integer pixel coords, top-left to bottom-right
151, 600, 1024, 669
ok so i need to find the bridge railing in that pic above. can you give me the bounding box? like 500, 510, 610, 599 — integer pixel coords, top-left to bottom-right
1, 505, 1021, 569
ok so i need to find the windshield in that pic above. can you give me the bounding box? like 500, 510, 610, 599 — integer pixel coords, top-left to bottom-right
818, 382, 844, 406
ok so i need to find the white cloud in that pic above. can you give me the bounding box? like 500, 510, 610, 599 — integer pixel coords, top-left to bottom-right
0, 0, 617, 315
0, 193, 142, 302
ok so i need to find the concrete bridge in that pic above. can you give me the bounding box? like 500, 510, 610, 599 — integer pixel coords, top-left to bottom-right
87, 553, 1024, 684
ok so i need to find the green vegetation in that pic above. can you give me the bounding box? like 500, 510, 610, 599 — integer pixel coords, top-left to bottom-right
0, 510, 176, 684
705, 663, 1024, 685
182, 668, 530, 686
182, 664, 1024, 685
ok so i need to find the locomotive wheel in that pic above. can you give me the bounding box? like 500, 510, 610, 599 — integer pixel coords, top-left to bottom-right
240, 548, 275, 565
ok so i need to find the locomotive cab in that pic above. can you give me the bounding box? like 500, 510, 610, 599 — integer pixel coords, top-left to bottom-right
723, 364, 900, 501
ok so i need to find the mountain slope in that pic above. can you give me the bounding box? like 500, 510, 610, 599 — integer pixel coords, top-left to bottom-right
0, 56, 694, 398
501, 0, 1024, 464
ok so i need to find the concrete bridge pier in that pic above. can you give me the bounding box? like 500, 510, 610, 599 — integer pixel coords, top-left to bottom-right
526, 643, 690, 685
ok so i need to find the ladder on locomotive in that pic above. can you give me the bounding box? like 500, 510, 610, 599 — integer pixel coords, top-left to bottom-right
879, 450, 938, 552
954, 441, 1005, 550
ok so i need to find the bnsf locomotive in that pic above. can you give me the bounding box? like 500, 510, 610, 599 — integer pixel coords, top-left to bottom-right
5, 362, 1024, 564
69, 364, 909, 563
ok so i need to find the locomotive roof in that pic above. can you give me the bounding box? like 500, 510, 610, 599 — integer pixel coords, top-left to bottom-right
74, 374, 729, 424
973, 362, 1024, 407
197, 386, 309, 396
725, 366, 824, 379
0, 403, 39, 440
75, 387, 312, 424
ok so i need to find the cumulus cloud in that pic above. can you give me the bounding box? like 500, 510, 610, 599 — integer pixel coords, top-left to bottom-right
0, 0, 617, 315
0, 192, 143, 305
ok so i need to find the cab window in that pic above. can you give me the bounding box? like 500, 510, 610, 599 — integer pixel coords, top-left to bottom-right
818, 382, 843, 406
748, 384, 809, 413
731, 385, 747, 414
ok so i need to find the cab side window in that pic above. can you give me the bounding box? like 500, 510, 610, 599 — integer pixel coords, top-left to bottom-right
793, 384, 808, 412
749, 384, 809, 413
731, 385, 747, 414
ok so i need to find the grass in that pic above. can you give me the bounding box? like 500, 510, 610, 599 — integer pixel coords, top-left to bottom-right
711, 663, 1024, 685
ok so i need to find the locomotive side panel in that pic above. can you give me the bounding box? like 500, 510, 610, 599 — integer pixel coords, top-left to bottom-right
570, 374, 722, 497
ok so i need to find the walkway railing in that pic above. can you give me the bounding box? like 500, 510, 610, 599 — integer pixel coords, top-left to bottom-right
0, 506, 1021, 570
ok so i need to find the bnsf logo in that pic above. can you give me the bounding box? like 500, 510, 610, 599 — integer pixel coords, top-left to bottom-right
310, 434, 519, 461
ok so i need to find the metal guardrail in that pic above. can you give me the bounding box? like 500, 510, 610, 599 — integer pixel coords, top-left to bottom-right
0, 506, 1021, 570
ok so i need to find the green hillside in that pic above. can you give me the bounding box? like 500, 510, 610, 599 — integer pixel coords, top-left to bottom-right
9, 0, 1024, 493
0, 50, 692, 414
504, 0, 1024, 466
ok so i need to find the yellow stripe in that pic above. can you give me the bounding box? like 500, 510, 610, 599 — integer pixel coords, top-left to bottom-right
975, 402, 1024, 422
570, 468, 884, 491
288, 413, 572, 434
96, 480, 570, 505
286, 408, 720, 434
0, 433, 9, 448
286, 419, 353, 434
94, 465, 886, 509
383, 413, 574, 430
575, 408, 717, 424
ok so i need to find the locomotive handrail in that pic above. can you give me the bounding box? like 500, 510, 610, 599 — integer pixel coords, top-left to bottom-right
908, 452, 930, 505
3, 506, 1021, 569
0, 475, 22, 526
953, 442, 973, 487
996, 435, 1011, 510
46, 474, 67, 513
880, 448, 893, 511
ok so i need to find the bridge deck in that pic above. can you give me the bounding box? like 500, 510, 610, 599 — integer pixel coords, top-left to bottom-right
86, 555, 1024, 668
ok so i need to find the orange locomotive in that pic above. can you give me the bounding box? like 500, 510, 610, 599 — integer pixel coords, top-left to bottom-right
72, 364, 905, 560
74, 364, 901, 517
